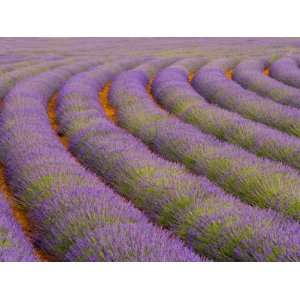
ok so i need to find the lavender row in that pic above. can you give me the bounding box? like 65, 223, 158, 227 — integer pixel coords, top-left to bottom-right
0, 193, 37, 261
152, 59, 300, 171
270, 57, 300, 88
0, 59, 201, 262
0, 55, 103, 98
57, 59, 300, 261
233, 57, 300, 109
0, 57, 77, 98
192, 58, 300, 138
0, 57, 80, 261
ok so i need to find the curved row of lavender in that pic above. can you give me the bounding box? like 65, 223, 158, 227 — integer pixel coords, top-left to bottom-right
57, 59, 300, 261
0, 56, 88, 261
192, 58, 300, 138
270, 57, 300, 88
0, 59, 202, 262
108, 59, 300, 222
233, 57, 300, 109
152, 58, 300, 171
0, 193, 37, 261
0, 57, 83, 98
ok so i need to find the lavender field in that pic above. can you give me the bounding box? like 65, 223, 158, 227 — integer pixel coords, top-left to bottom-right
2, 37, 300, 262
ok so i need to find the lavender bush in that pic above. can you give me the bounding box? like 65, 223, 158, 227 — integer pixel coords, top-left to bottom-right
233, 57, 300, 109
270, 57, 300, 88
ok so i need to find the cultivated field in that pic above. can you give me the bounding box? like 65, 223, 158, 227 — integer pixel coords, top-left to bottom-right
1, 38, 300, 261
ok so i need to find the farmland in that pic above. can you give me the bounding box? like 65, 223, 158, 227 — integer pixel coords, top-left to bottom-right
1, 38, 300, 261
